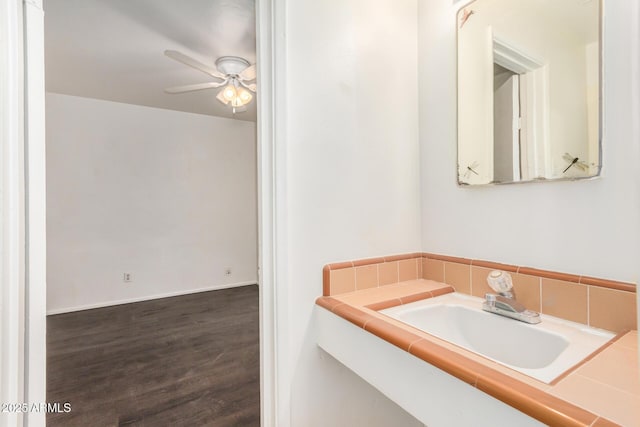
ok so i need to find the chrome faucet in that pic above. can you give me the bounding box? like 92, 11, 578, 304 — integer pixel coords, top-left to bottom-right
482, 293, 541, 324
482, 270, 541, 324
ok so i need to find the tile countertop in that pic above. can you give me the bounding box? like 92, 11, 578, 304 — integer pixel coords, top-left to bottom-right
316, 279, 640, 427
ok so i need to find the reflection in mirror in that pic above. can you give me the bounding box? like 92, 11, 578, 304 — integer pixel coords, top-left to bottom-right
457, 0, 601, 185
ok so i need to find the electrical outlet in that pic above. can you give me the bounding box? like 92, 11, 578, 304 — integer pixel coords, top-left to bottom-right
123, 273, 132, 282
224, 268, 232, 276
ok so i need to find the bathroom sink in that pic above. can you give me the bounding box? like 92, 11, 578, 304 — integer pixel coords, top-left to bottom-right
380, 292, 615, 383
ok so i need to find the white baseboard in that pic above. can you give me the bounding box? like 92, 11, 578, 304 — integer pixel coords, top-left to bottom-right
46, 281, 258, 315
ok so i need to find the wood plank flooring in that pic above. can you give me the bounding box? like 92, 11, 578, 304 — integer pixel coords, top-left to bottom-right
47, 285, 259, 427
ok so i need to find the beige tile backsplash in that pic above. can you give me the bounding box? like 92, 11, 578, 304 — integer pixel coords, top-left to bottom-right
541, 278, 588, 324
443, 261, 471, 294
324, 252, 637, 332
589, 286, 638, 332
378, 261, 399, 286
355, 264, 378, 290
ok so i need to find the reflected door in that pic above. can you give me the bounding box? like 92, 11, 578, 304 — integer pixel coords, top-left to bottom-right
493, 64, 521, 182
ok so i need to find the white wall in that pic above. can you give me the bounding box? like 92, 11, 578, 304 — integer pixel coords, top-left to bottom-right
46, 93, 257, 313
283, 0, 423, 425
419, 1, 639, 283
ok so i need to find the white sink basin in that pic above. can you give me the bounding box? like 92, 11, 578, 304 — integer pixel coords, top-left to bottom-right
380, 292, 615, 383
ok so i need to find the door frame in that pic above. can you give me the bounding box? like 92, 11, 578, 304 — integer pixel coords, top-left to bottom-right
3, 0, 288, 426
1, 1, 46, 426
0, 0, 27, 425
256, 0, 289, 426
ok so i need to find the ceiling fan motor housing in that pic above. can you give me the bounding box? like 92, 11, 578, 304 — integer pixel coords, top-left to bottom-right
215, 56, 250, 76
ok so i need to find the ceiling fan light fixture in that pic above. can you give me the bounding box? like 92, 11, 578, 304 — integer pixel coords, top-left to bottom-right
164, 50, 256, 113
237, 87, 252, 104
222, 82, 237, 101
215, 56, 251, 75
216, 90, 230, 105
216, 78, 252, 111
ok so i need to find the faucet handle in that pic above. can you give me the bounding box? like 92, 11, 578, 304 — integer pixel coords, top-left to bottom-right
487, 270, 513, 295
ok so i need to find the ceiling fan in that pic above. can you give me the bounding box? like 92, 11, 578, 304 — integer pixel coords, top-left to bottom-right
164, 50, 257, 113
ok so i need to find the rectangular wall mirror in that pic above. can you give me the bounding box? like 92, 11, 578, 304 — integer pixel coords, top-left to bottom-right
457, 0, 601, 185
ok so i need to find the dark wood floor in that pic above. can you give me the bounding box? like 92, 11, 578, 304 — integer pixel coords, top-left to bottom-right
47, 285, 259, 427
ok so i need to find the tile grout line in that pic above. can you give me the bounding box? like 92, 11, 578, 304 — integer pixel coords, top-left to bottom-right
354, 266, 358, 292
573, 372, 640, 398
407, 338, 424, 353
443, 261, 447, 285
587, 285, 591, 326
539, 277, 543, 314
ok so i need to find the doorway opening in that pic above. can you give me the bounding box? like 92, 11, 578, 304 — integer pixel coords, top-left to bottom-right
493, 63, 522, 182
492, 35, 548, 180
43, 1, 261, 425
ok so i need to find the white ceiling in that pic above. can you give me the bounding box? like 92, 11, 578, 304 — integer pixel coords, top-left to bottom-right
45, 0, 257, 122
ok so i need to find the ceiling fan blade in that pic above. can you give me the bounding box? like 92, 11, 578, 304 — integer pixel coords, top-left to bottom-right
164, 50, 226, 80
165, 81, 227, 94
239, 80, 257, 92
239, 64, 256, 81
